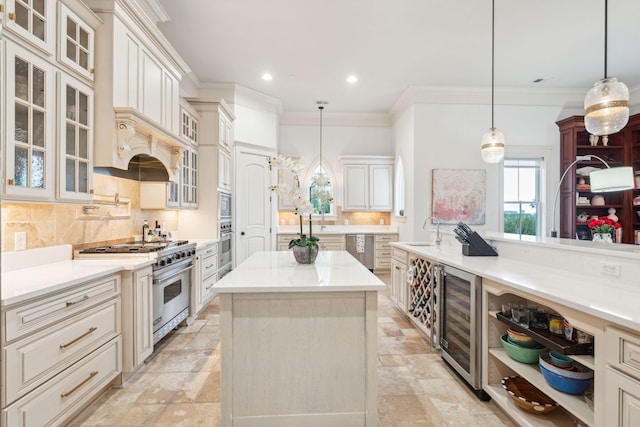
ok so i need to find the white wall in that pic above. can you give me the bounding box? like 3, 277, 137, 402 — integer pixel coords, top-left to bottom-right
391, 107, 415, 241
394, 99, 586, 241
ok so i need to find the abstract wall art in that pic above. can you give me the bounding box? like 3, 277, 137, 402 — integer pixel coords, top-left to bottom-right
432, 169, 486, 224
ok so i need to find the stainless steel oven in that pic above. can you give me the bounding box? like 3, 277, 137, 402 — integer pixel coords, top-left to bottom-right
439, 264, 488, 400
219, 220, 232, 269
152, 254, 193, 344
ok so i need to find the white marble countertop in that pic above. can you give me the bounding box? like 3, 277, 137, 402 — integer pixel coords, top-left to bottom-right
1, 245, 155, 307
215, 250, 386, 293
391, 241, 640, 332
277, 225, 398, 235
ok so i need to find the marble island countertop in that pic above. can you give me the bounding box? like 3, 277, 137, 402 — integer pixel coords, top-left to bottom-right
391, 239, 640, 332
215, 250, 386, 293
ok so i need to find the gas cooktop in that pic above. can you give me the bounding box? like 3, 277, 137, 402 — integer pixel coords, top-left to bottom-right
78, 240, 190, 254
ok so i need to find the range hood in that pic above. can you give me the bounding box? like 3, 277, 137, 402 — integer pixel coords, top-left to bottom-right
95, 154, 170, 181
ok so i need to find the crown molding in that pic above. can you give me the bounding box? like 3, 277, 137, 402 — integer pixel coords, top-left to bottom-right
280, 112, 390, 127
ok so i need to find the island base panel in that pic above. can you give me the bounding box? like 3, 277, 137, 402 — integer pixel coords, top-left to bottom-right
220, 291, 378, 426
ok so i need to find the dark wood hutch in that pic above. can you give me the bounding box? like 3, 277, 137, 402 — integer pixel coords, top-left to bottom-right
557, 113, 640, 244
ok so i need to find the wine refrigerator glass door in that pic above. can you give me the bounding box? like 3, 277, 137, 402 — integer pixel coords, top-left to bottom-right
440, 264, 481, 390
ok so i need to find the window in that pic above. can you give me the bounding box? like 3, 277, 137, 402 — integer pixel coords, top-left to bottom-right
503, 158, 543, 237
308, 164, 334, 216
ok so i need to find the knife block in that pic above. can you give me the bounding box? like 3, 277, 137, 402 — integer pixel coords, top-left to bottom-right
461, 232, 498, 256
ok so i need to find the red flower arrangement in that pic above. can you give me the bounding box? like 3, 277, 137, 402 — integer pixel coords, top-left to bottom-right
587, 216, 621, 235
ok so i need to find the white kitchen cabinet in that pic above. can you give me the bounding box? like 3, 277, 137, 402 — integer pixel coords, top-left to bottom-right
218, 149, 231, 191
182, 147, 198, 208
374, 234, 397, 271
119, 265, 153, 380
4, 0, 56, 55
604, 326, 640, 426
390, 248, 407, 314
58, 72, 93, 201
180, 101, 199, 145
1, 273, 121, 425
277, 234, 344, 251
140, 181, 179, 209
3, 41, 55, 200
341, 156, 393, 211
57, 2, 95, 81
192, 242, 218, 315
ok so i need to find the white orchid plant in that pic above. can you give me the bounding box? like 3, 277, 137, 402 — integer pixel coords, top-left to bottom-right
270, 155, 321, 249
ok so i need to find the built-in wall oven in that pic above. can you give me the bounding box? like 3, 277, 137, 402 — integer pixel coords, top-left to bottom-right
219, 220, 232, 276
439, 264, 488, 400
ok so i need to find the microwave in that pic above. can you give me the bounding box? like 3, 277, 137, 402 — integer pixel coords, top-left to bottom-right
219, 192, 232, 218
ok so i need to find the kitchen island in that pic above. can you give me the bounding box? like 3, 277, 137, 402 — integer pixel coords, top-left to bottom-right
214, 250, 385, 427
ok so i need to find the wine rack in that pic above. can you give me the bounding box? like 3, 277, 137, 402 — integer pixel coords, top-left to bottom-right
407, 256, 440, 347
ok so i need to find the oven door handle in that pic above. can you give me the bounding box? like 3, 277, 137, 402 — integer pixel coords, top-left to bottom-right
153, 263, 194, 285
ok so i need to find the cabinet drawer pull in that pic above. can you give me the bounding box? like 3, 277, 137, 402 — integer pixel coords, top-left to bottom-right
205, 283, 215, 290
60, 326, 98, 349
8, 12, 16, 20
66, 295, 89, 307
60, 371, 98, 398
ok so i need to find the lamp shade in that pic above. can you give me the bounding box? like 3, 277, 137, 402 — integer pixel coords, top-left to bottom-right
481, 128, 505, 163
584, 77, 630, 136
590, 166, 634, 192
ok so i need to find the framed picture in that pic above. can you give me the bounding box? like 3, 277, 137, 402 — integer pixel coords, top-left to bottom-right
432, 169, 486, 225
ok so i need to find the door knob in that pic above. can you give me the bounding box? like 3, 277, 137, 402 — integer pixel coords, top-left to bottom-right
240, 231, 245, 236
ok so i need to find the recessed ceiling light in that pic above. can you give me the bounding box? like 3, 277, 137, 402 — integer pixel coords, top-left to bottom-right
347, 75, 358, 84
262, 73, 273, 81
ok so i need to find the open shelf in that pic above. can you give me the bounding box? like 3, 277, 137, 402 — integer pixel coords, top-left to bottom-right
484, 384, 577, 427
496, 312, 593, 355
489, 348, 594, 426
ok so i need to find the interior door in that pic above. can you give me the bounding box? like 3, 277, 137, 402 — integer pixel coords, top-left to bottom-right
235, 143, 274, 265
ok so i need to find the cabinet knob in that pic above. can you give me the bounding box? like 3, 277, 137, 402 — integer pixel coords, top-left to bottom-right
9, 12, 16, 20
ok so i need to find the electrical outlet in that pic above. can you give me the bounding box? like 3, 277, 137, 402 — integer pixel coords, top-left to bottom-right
600, 262, 621, 277
281, 218, 285, 225
379, 219, 384, 225
15, 232, 26, 251
344, 219, 349, 225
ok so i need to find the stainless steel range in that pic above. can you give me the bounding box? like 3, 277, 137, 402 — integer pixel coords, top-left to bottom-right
77, 240, 196, 344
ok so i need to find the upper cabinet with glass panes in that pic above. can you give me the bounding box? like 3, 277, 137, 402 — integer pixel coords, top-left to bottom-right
4, 0, 56, 54
57, 2, 97, 81
2, 0, 101, 202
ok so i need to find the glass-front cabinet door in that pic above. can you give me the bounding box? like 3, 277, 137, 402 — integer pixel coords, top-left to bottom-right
5, 0, 56, 54
58, 3, 94, 80
181, 148, 198, 208
59, 73, 93, 201
4, 42, 55, 199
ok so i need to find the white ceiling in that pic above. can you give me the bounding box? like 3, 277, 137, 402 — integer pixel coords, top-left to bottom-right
156, 0, 640, 114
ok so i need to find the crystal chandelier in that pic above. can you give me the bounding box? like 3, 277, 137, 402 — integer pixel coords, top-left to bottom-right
584, 0, 629, 136
481, 0, 505, 164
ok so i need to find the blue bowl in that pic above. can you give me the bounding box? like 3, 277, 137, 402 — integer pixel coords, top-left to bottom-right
549, 351, 573, 367
539, 360, 593, 394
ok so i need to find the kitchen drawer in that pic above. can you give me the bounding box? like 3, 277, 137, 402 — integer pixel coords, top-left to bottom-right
375, 234, 398, 242
198, 243, 218, 258
3, 299, 120, 407
202, 273, 218, 303
277, 234, 298, 243
375, 257, 392, 270
276, 243, 291, 251
319, 242, 345, 251
375, 241, 393, 251
4, 274, 120, 343
319, 234, 345, 244
606, 325, 640, 380
2, 336, 121, 427
202, 254, 218, 281
376, 248, 392, 259
392, 249, 407, 264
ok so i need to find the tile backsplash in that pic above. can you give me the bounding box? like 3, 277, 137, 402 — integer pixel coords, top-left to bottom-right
1, 174, 178, 252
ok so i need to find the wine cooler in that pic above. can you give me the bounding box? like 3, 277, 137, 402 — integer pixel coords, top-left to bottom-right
439, 264, 488, 400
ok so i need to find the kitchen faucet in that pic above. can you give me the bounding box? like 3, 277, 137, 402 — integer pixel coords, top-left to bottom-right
422, 217, 442, 246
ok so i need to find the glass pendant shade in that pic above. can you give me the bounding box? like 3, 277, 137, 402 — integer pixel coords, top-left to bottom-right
584, 77, 629, 136
481, 127, 505, 163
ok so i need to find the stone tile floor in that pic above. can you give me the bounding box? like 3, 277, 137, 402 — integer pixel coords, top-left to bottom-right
70, 274, 515, 426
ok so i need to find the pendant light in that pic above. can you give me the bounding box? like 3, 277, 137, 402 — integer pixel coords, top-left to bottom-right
481, 0, 505, 164
584, 0, 629, 136
312, 103, 332, 219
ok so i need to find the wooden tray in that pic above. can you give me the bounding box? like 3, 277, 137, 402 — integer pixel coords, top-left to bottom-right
501, 376, 558, 415
497, 312, 594, 355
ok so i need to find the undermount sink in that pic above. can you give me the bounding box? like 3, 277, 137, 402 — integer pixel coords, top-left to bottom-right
405, 242, 436, 247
